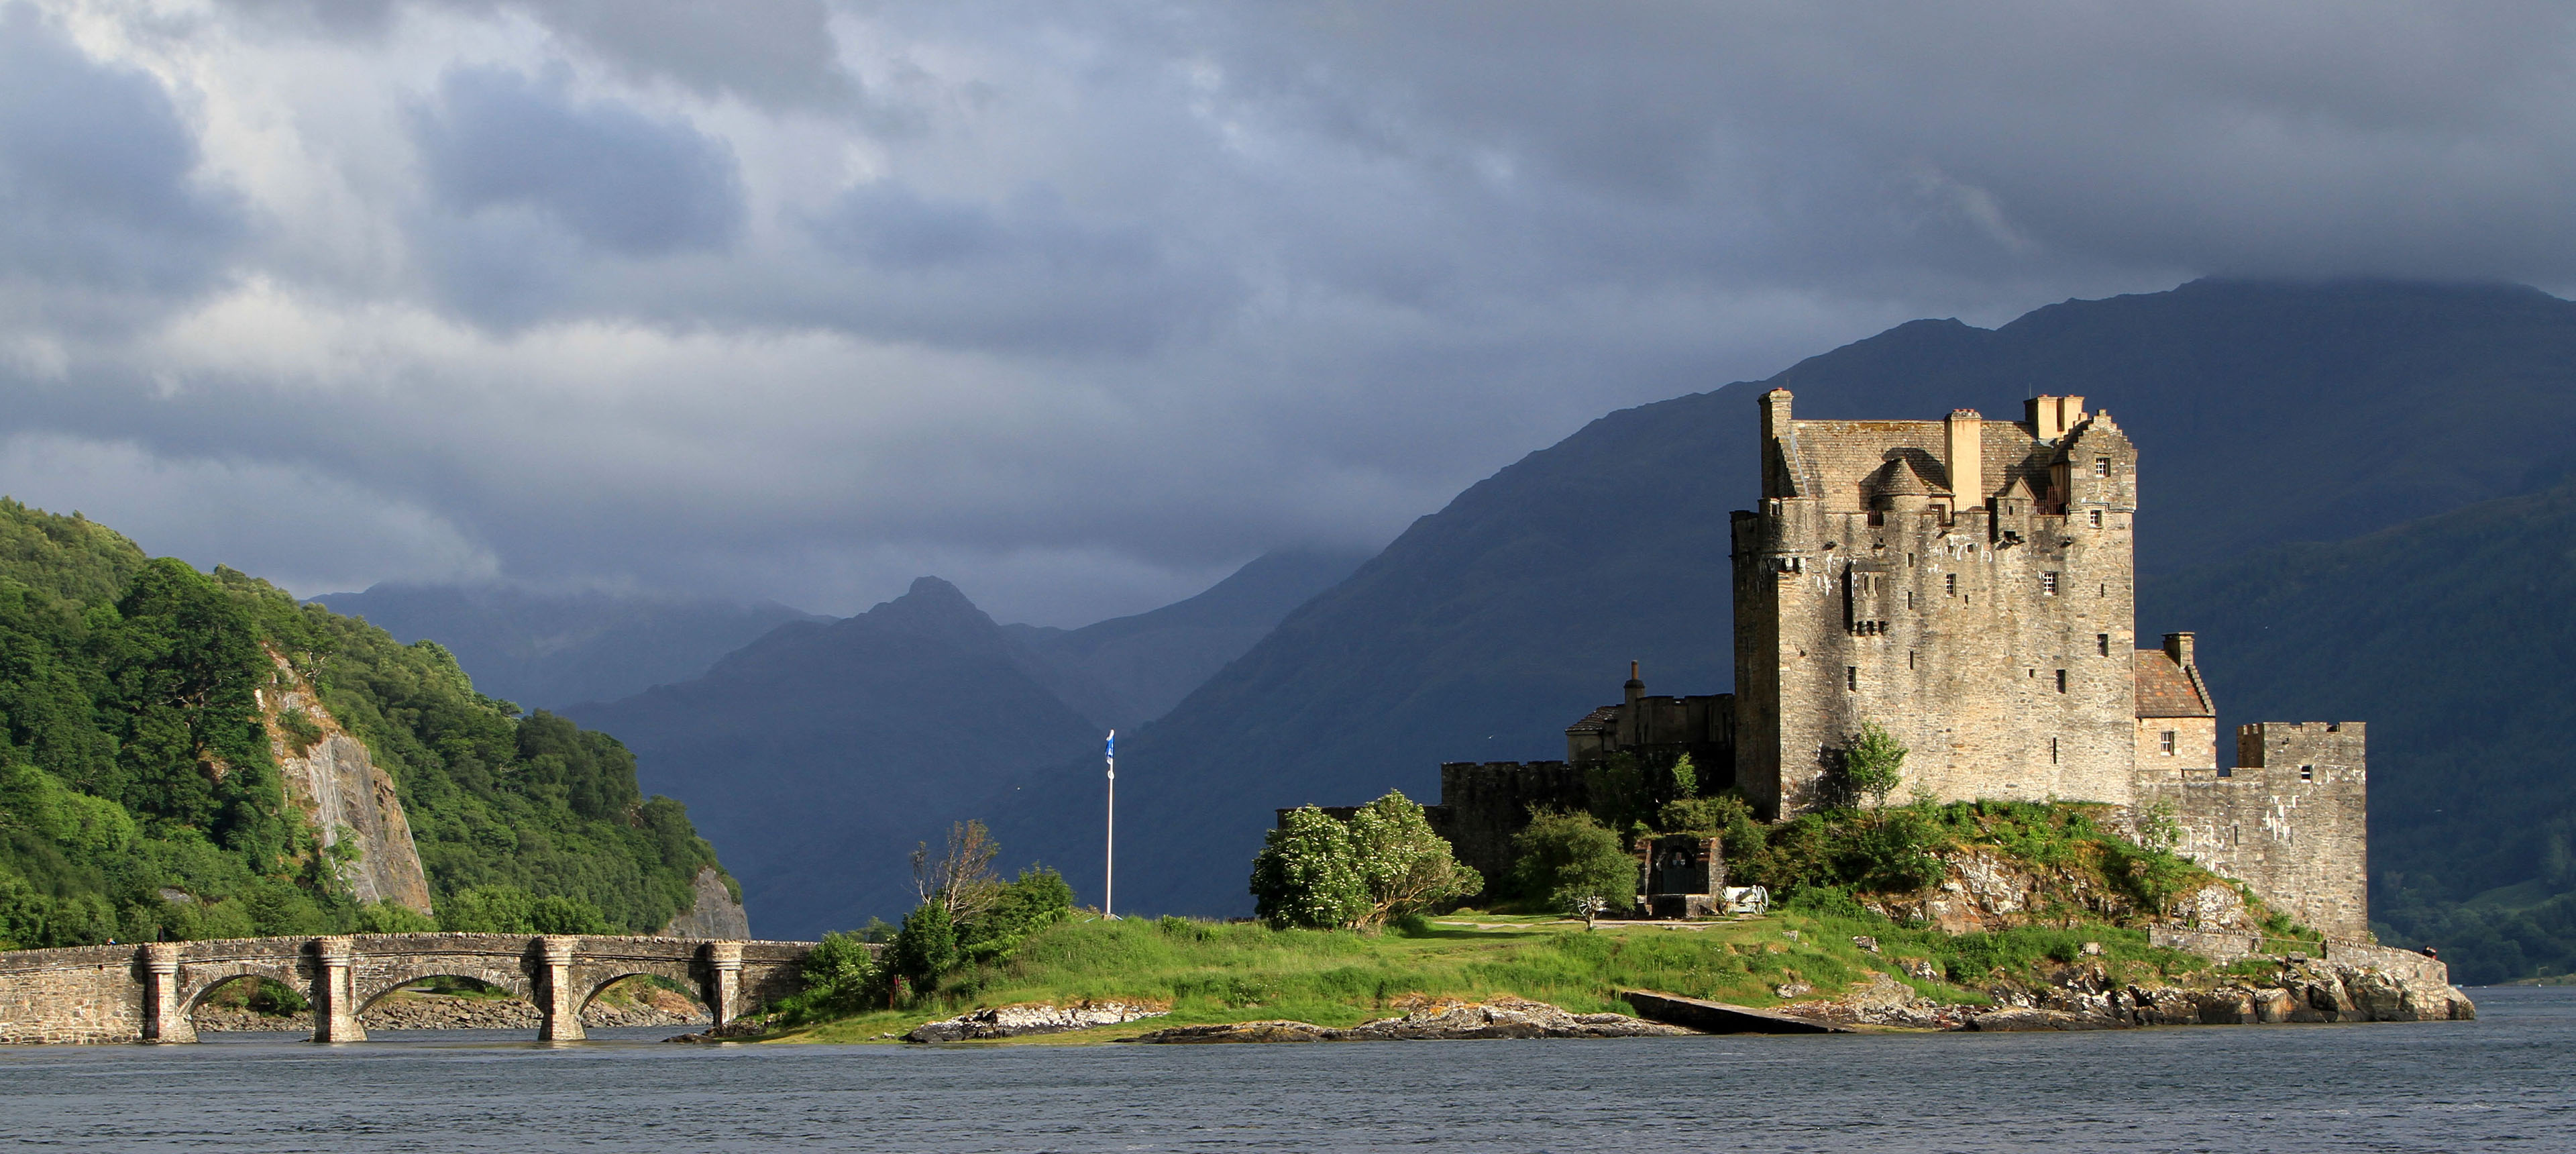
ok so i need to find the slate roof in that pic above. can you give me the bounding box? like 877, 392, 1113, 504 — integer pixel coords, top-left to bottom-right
2135, 650, 2215, 718
1566, 705, 1620, 734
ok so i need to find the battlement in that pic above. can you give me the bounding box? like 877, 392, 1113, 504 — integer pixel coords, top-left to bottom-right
2137, 722, 2370, 939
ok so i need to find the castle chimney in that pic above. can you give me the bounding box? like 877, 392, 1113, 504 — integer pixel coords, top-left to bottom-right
1944, 409, 1982, 507
2025, 395, 2088, 441
2164, 631, 2196, 669
1621, 662, 1645, 746
1760, 388, 1793, 443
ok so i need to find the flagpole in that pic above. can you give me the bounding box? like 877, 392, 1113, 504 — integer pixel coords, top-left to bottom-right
1104, 730, 1116, 921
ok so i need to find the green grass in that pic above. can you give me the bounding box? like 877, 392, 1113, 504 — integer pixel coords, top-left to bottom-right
767, 908, 2222, 1044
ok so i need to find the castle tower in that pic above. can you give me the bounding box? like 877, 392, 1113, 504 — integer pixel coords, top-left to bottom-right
1729, 388, 2141, 816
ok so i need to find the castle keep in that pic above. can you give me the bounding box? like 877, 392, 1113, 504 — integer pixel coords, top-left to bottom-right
1342, 389, 2371, 938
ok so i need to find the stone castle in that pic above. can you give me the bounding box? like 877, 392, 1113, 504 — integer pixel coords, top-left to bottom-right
1353, 390, 2369, 938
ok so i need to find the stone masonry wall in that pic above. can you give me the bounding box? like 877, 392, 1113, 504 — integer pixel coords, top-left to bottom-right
1735, 400, 2141, 816
2137, 723, 2369, 940
0, 934, 818, 1044
0, 945, 145, 1045
1435, 762, 1587, 895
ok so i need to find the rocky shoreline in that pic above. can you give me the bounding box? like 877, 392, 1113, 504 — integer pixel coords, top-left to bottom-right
908, 1000, 1169, 1042
1132, 996, 1692, 1043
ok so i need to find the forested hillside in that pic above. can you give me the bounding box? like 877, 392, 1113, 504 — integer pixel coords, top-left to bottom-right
0, 501, 725, 949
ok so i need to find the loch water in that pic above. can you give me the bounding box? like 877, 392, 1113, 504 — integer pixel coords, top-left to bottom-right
3, 988, 2569, 1153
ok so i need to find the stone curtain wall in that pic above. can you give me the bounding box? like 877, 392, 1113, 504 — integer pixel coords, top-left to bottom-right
2138, 723, 2370, 939
1434, 762, 1588, 891
0, 934, 817, 1045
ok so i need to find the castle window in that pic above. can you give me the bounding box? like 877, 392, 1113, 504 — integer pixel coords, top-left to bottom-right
2094, 457, 2110, 478
2050, 737, 2060, 764
1909, 650, 1917, 670
2160, 731, 2176, 755
2301, 765, 2314, 781
2041, 571, 2060, 595
2098, 633, 2110, 656
1847, 666, 1858, 691
1907, 590, 1915, 609
2055, 669, 2067, 693
1946, 574, 1957, 596
2089, 509, 2103, 528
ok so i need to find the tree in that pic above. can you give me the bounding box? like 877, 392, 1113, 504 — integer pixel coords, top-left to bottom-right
961, 865, 1075, 963
1509, 809, 1635, 923
912, 819, 1003, 923
1249, 806, 1370, 929
888, 901, 958, 992
1346, 790, 1482, 925
1843, 722, 1908, 808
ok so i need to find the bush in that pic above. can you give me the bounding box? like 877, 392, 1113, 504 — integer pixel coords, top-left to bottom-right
352, 901, 437, 933
772, 930, 883, 1023
1250, 806, 1371, 929
436, 885, 608, 934
1510, 809, 1634, 916
960, 866, 1075, 964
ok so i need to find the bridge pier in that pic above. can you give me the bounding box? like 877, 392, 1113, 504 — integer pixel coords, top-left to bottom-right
140, 943, 193, 1044
704, 941, 743, 1029
537, 935, 584, 1041
312, 937, 367, 1043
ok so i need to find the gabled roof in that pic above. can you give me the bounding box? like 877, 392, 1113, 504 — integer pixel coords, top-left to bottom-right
2135, 650, 2215, 718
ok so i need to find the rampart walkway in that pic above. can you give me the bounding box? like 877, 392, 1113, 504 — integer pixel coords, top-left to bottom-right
0, 933, 816, 1044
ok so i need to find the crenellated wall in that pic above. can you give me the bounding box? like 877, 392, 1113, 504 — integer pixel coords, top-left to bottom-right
2137, 723, 2370, 939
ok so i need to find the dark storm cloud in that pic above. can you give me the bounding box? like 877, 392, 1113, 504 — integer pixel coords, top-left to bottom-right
0, 3, 239, 301
11, 1, 2576, 623
413, 64, 744, 257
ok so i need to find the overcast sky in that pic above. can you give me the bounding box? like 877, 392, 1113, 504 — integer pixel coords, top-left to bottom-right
4, 1, 2574, 624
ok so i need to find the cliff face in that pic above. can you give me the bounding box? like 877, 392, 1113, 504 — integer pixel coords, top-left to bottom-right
657, 867, 751, 939
259, 651, 433, 914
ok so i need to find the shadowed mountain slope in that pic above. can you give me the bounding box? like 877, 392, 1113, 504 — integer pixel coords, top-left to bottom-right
985, 278, 2576, 918
311, 584, 816, 711
567, 577, 1102, 938
2142, 478, 2576, 984
1002, 549, 1370, 732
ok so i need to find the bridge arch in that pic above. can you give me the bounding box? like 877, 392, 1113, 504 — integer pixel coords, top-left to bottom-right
0, 933, 816, 1045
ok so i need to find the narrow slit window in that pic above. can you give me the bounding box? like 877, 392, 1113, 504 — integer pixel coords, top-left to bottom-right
2050, 737, 2060, 764
1908, 650, 1917, 670
2097, 633, 2110, 656
2041, 571, 2060, 596
1846, 666, 1859, 692
1907, 590, 1915, 609
2055, 669, 2067, 693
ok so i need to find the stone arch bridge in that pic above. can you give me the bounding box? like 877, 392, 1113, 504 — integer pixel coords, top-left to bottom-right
0, 934, 818, 1044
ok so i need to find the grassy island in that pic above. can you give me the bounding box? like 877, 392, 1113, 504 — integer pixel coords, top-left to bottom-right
761, 796, 2302, 1043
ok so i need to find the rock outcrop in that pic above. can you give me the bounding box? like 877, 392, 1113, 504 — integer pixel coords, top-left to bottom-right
657, 867, 751, 939
1868, 847, 2252, 935
260, 651, 434, 914
1132, 996, 1692, 1043
906, 1000, 1169, 1042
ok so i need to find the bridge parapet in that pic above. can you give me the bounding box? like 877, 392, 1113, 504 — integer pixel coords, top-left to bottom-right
0, 933, 819, 1045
